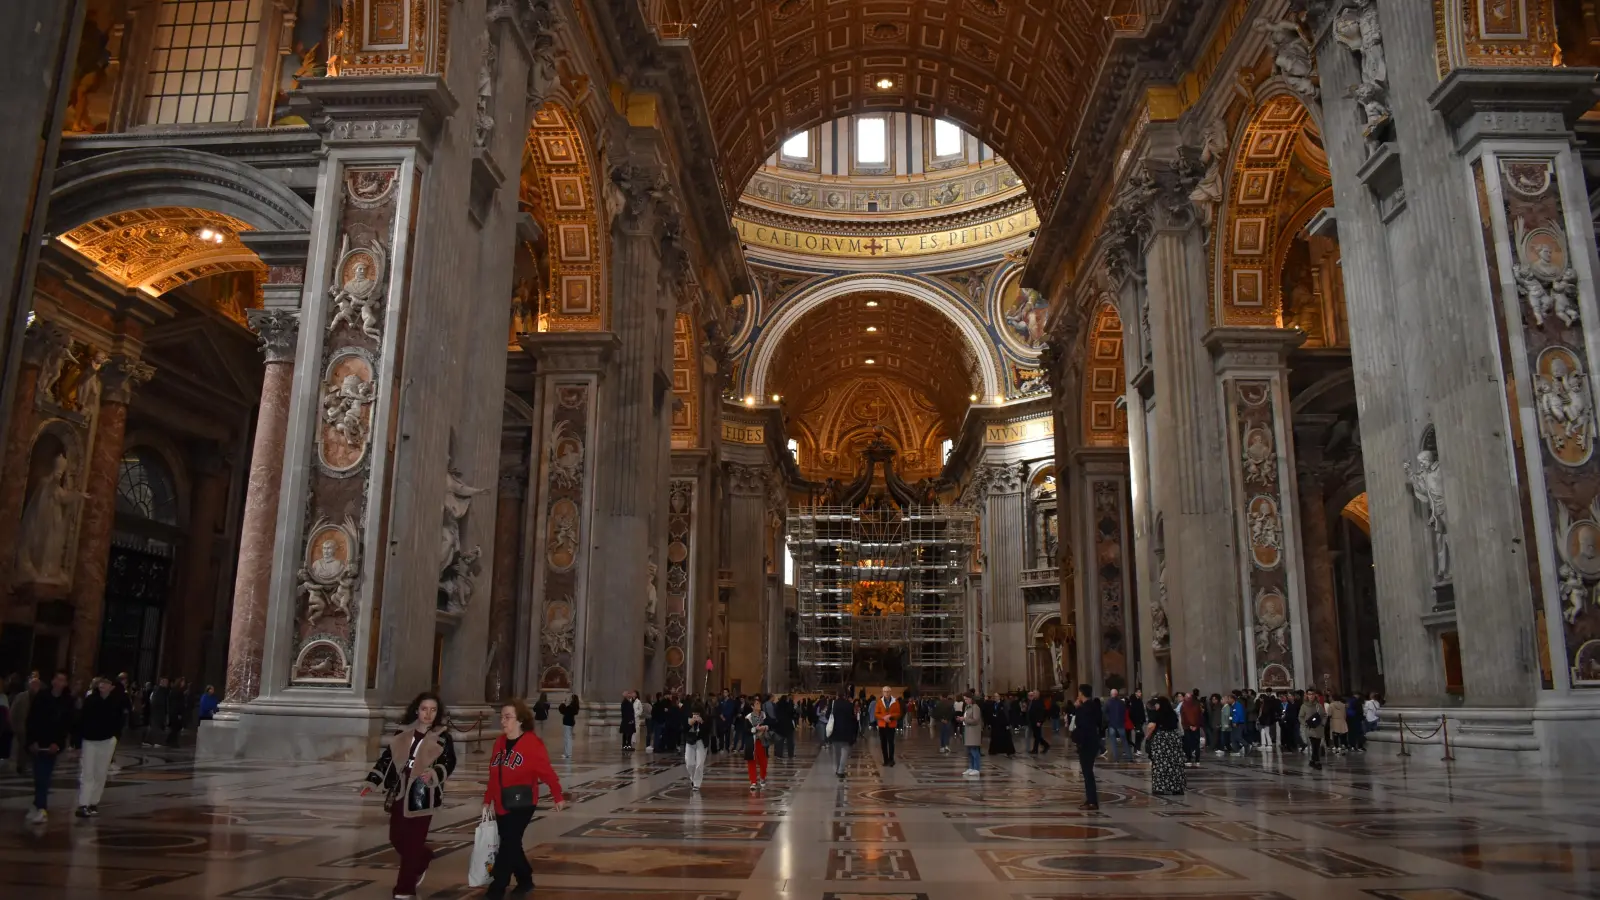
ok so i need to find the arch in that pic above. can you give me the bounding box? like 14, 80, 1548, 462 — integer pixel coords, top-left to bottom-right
1212, 92, 1322, 327
115, 447, 181, 528
520, 101, 607, 331
748, 274, 1006, 403
49, 148, 314, 234
1080, 299, 1128, 447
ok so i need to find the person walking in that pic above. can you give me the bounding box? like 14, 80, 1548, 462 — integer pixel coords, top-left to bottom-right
683, 708, 709, 791
1301, 689, 1326, 770
619, 691, 637, 752
1329, 691, 1349, 753
1179, 689, 1204, 767
961, 692, 983, 776
143, 678, 169, 748
827, 688, 858, 778
1027, 690, 1050, 754
739, 702, 770, 790
987, 693, 1016, 758
532, 693, 550, 735
1143, 695, 1185, 796
1103, 689, 1131, 762
557, 693, 579, 759
1072, 684, 1101, 810
73, 677, 126, 818
25, 672, 74, 824
361, 692, 455, 900
872, 686, 901, 767
1229, 691, 1247, 754
482, 699, 564, 899
1257, 690, 1279, 752
935, 694, 954, 753
773, 694, 796, 759
1128, 688, 1147, 756
1363, 691, 1382, 739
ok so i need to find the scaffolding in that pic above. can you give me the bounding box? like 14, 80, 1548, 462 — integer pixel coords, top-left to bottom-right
787, 504, 975, 692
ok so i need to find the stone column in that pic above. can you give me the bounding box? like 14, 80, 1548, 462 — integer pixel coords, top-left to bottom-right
485, 461, 525, 703
1114, 146, 1241, 693
0, 321, 71, 589
583, 156, 677, 713
725, 460, 771, 692
215, 309, 299, 710
67, 355, 153, 686
166, 451, 229, 684
1077, 451, 1134, 692
980, 462, 1027, 690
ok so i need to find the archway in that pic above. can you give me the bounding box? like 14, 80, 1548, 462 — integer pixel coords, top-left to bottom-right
1030, 612, 1072, 692
517, 101, 607, 333
748, 274, 1007, 404
1080, 299, 1128, 447
48, 148, 314, 234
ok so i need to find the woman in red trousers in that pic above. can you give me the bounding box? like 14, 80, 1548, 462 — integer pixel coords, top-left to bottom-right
737, 700, 770, 790
362, 692, 456, 900
483, 699, 566, 899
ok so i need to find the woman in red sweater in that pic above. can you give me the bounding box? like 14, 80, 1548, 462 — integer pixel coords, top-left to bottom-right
483, 699, 566, 899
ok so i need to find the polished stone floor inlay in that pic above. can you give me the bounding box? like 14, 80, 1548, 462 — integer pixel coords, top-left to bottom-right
4, 727, 1600, 898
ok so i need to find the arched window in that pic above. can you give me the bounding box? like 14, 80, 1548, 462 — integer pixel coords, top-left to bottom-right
116, 449, 179, 527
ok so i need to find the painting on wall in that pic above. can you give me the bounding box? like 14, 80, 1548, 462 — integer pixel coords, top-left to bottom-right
994, 273, 1049, 358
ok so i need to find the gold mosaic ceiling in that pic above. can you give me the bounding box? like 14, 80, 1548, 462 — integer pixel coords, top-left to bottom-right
690, 0, 1116, 217
57, 207, 262, 297
767, 291, 980, 438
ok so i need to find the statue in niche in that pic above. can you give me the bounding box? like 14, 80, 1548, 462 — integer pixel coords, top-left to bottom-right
298, 541, 355, 625
16, 453, 86, 584
1560, 564, 1589, 625
64, 350, 109, 414
644, 558, 661, 652
473, 39, 497, 151
1403, 447, 1450, 584
36, 342, 74, 405
439, 463, 487, 612
1333, 2, 1392, 153
440, 547, 483, 614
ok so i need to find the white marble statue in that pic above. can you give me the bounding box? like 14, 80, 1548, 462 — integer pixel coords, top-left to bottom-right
1255, 17, 1318, 103
1404, 448, 1450, 583
36, 344, 75, 405
327, 236, 385, 339
74, 351, 108, 414
15, 453, 86, 584
1188, 118, 1230, 234
440, 546, 482, 614
473, 40, 497, 151
1048, 639, 1064, 689
321, 373, 376, 447
1535, 356, 1595, 454
1248, 503, 1283, 552
441, 466, 488, 574
1560, 563, 1588, 625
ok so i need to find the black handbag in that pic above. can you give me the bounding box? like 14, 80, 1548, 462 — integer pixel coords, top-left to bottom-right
498, 733, 535, 811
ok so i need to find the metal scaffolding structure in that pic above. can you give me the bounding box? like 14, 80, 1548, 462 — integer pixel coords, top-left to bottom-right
787, 504, 975, 691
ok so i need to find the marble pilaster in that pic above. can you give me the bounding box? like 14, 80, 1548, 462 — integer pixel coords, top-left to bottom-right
485, 460, 525, 703
67, 355, 153, 687
1207, 328, 1311, 691
167, 451, 229, 684
724, 459, 771, 692
1075, 451, 1134, 693
980, 462, 1027, 690
1294, 421, 1346, 691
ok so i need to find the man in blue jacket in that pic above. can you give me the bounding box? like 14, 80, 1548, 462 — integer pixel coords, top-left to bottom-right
827, 688, 858, 778
1071, 684, 1102, 810
1103, 689, 1132, 762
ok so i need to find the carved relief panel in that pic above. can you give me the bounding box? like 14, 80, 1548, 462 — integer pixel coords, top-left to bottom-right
1232, 380, 1296, 690
288, 165, 401, 687
665, 478, 696, 691
1091, 480, 1129, 687
1472, 154, 1598, 689
534, 381, 593, 691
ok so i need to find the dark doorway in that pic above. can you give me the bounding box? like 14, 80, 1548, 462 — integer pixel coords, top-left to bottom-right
97, 546, 171, 683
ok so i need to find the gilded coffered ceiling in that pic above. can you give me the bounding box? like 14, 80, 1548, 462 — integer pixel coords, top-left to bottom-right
57, 207, 262, 297
690, 0, 1116, 218
791, 377, 948, 484
767, 291, 979, 440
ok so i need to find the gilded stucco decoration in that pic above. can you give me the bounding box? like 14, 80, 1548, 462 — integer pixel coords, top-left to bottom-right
520, 102, 604, 331
1215, 95, 1329, 327
1082, 300, 1128, 448
1434, 0, 1558, 78
689, 0, 1117, 219
671, 312, 701, 448
791, 379, 947, 485
57, 207, 265, 299
327, 0, 451, 77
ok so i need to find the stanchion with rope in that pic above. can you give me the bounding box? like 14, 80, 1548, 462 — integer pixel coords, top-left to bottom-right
1396, 712, 1408, 757
1440, 714, 1454, 761
446, 713, 488, 753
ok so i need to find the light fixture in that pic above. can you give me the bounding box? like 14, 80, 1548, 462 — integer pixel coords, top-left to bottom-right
865, 358, 876, 365
993, 395, 1005, 404
865, 325, 877, 332
771, 394, 781, 403
194, 227, 226, 245
865, 300, 879, 307
875, 76, 895, 90
744, 395, 756, 406
969, 393, 978, 402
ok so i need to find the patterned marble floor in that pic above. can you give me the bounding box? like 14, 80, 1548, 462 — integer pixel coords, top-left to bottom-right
2, 724, 1598, 899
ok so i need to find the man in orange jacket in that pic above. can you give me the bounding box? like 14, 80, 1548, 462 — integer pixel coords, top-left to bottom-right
872, 686, 901, 766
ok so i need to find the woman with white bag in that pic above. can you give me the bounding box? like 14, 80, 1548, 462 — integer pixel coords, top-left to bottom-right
480, 699, 566, 899
361, 692, 456, 900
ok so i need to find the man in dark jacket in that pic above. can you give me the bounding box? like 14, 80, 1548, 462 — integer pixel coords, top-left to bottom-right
1071, 684, 1102, 810
1129, 688, 1148, 755
74, 677, 126, 818
827, 688, 858, 778
26, 671, 75, 824
1026, 690, 1050, 753
620, 691, 637, 751
143, 678, 169, 748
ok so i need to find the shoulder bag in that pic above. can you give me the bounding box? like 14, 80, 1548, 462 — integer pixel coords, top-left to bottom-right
498, 733, 536, 812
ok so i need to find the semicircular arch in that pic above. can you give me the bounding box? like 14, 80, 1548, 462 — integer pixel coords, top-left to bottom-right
748, 274, 1006, 403
49, 148, 314, 234
521, 100, 607, 331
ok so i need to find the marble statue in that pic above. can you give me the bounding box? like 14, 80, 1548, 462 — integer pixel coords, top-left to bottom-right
786, 184, 814, 206
1248, 502, 1283, 552
36, 343, 74, 405
1048, 639, 1064, 689
1535, 356, 1594, 454
1333, 2, 1391, 153
321, 373, 376, 447
15, 453, 86, 584
440, 546, 482, 614
1560, 563, 1588, 625
1404, 448, 1451, 583
297, 531, 355, 625
1514, 232, 1579, 329
1242, 429, 1277, 485
473, 39, 496, 151
1255, 17, 1319, 104
327, 235, 385, 339
1151, 553, 1171, 652
73, 351, 108, 414
644, 559, 661, 652
441, 466, 488, 574
1188, 118, 1230, 236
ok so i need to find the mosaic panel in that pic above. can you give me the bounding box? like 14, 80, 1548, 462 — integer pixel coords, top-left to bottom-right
562, 817, 777, 841
1402, 841, 1600, 874
663, 477, 695, 690
1255, 846, 1410, 878
528, 842, 767, 878
978, 848, 1238, 881
1092, 479, 1130, 686
827, 847, 921, 881
832, 820, 907, 842
953, 822, 1148, 843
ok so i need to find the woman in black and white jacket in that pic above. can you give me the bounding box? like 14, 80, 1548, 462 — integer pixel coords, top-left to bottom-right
362, 692, 456, 900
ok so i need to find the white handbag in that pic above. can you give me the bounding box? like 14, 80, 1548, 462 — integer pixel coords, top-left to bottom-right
467, 808, 499, 887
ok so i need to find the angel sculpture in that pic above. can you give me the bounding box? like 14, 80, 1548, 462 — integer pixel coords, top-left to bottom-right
1404, 448, 1450, 583
1561, 564, 1588, 625
327, 236, 386, 339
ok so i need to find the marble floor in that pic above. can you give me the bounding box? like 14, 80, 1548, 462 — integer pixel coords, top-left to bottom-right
2, 725, 1598, 899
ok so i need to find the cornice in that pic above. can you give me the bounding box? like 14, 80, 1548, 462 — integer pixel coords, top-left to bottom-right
733, 193, 1034, 237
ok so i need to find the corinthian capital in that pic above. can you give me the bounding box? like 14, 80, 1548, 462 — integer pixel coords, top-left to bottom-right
247, 308, 301, 363
99, 356, 156, 405
604, 163, 673, 233
725, 461, 770, 496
